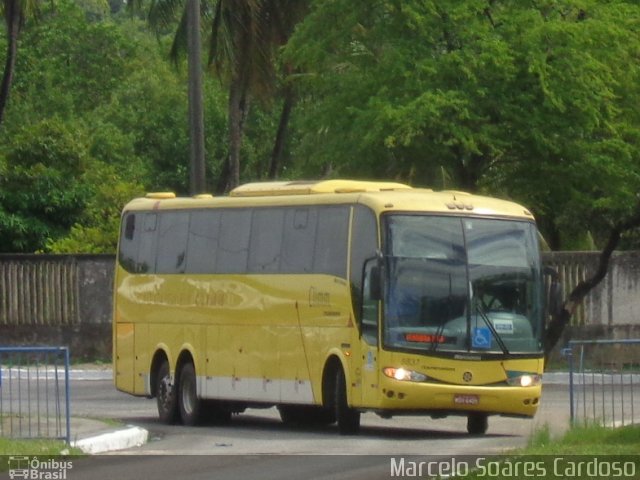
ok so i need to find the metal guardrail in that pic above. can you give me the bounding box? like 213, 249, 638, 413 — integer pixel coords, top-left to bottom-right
0, 346, 70, 443
564, 339, 640, 427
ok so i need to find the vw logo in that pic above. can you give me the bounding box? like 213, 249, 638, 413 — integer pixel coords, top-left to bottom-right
462, 371, 473, 383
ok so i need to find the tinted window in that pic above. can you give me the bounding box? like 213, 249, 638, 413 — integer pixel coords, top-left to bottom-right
186, 210, 222, 273
118, 213, 139, 273
249, 209, 285, 273
156, 212, 189, 273
216, 209, 252, 273
137, 213, 158, 273
119, 205, 354, 278
281, 208, 317, 273
314, 206, 349, 277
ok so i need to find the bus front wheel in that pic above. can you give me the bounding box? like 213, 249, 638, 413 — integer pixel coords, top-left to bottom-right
335, 368, 360, 435
467, 413, 488, 435
178, 362, 203, 426
156, 360, 178, 424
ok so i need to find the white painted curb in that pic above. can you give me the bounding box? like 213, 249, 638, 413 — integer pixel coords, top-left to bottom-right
72, 426, 149, 454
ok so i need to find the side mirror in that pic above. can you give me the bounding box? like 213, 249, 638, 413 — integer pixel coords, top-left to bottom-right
369, 265, 382, 301
366, 261, 383, 301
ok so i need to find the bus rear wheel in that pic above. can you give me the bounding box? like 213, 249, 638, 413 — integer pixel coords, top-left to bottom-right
156, 360, 178, 424
178, 362, 203, 426
335, 368, 360, 435
467, 413, 488, 435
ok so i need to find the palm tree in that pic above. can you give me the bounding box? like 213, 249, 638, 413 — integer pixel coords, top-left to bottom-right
136, 0, 307, 191
208, 0, 266, 191
260, 0, 308, 180
0, 0, 39, 126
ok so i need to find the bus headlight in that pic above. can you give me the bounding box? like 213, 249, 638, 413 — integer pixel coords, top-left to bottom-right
383, 367, 428, 383
506, 374, 541, 387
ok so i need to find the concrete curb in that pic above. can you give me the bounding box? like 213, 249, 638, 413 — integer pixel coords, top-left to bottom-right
72, 426, 149, 454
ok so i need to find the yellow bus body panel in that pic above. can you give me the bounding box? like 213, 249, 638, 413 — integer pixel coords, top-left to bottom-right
113, 182, 543, 419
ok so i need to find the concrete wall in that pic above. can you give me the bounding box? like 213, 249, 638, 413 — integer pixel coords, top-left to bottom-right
0, 252, 639, 360
0, 254, 114, 360
543, 251, 640, 357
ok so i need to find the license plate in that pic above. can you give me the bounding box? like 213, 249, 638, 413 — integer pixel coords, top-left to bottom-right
454, 394, 479, 405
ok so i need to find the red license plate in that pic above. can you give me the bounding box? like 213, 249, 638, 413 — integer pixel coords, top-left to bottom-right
454, 394, 479, 405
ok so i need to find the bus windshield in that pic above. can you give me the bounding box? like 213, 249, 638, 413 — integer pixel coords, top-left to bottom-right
383, 215, 543, 356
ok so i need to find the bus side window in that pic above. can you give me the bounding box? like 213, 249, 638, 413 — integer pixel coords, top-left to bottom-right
136, 213, 158, 273
124, 214, 135, 240
216, 209, 252, 273
119, 213, 139, 273
314, 206, 349, 278
281, 208, 316, 273
249, 208, 285, 273
186, 210, 221, 274
156, 212, 189, 274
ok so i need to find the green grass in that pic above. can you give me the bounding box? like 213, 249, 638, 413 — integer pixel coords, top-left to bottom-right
525, 423, 640, 455
0, 437, 82, 456
459, 424, 640, 479
0, 438, 83, 472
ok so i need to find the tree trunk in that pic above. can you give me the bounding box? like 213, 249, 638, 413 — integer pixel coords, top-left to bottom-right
186, 0, 206, 195
226, 79, 243, 191
544, 204, 640, 363
0, 1, 22, 126
267, 85, 295, 179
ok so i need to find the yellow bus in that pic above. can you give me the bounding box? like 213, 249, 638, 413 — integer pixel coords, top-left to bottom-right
113, 179, 544, 435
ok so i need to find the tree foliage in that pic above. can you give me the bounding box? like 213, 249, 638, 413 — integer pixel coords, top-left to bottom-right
284, 0, 640, 249
0, 118, 92, 251
0, 0, 282, 252
134, 0, 307, 191
0, 0, 638, 257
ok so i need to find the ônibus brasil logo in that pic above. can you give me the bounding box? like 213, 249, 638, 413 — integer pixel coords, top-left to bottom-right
8, 456, 73, 480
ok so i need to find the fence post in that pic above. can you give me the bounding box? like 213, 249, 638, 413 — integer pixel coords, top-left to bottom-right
64, 346, 71, 444
562, 346, 575, 424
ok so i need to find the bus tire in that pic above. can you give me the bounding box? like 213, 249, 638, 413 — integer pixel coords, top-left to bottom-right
467, 413, 488, 435
156, 360, 178, 424
178, 362, 203, 426
335, 368, 360, 435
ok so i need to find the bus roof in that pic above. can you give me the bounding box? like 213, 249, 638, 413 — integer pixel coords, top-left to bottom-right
229, 179, 413, 196
128, 180, 534, 221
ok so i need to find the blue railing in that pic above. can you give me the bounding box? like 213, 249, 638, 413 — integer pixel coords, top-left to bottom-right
564, 339, 640, 427
0, 346, 70, 443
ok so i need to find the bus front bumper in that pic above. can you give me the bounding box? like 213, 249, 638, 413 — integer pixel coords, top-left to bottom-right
374, 378, 542, 418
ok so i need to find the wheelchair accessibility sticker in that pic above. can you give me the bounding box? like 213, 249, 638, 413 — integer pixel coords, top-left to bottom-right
472, 327, 492, 349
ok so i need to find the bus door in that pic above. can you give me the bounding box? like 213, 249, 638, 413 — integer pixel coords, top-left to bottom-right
359, 260, 381, 406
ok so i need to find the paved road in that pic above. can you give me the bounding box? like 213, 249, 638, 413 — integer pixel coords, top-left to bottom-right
70, 379, 572, 453
58, 379, 575, 479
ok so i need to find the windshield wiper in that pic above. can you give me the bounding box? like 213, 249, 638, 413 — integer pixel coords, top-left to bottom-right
429, 319, 446, 352
474, 300, 510, 355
